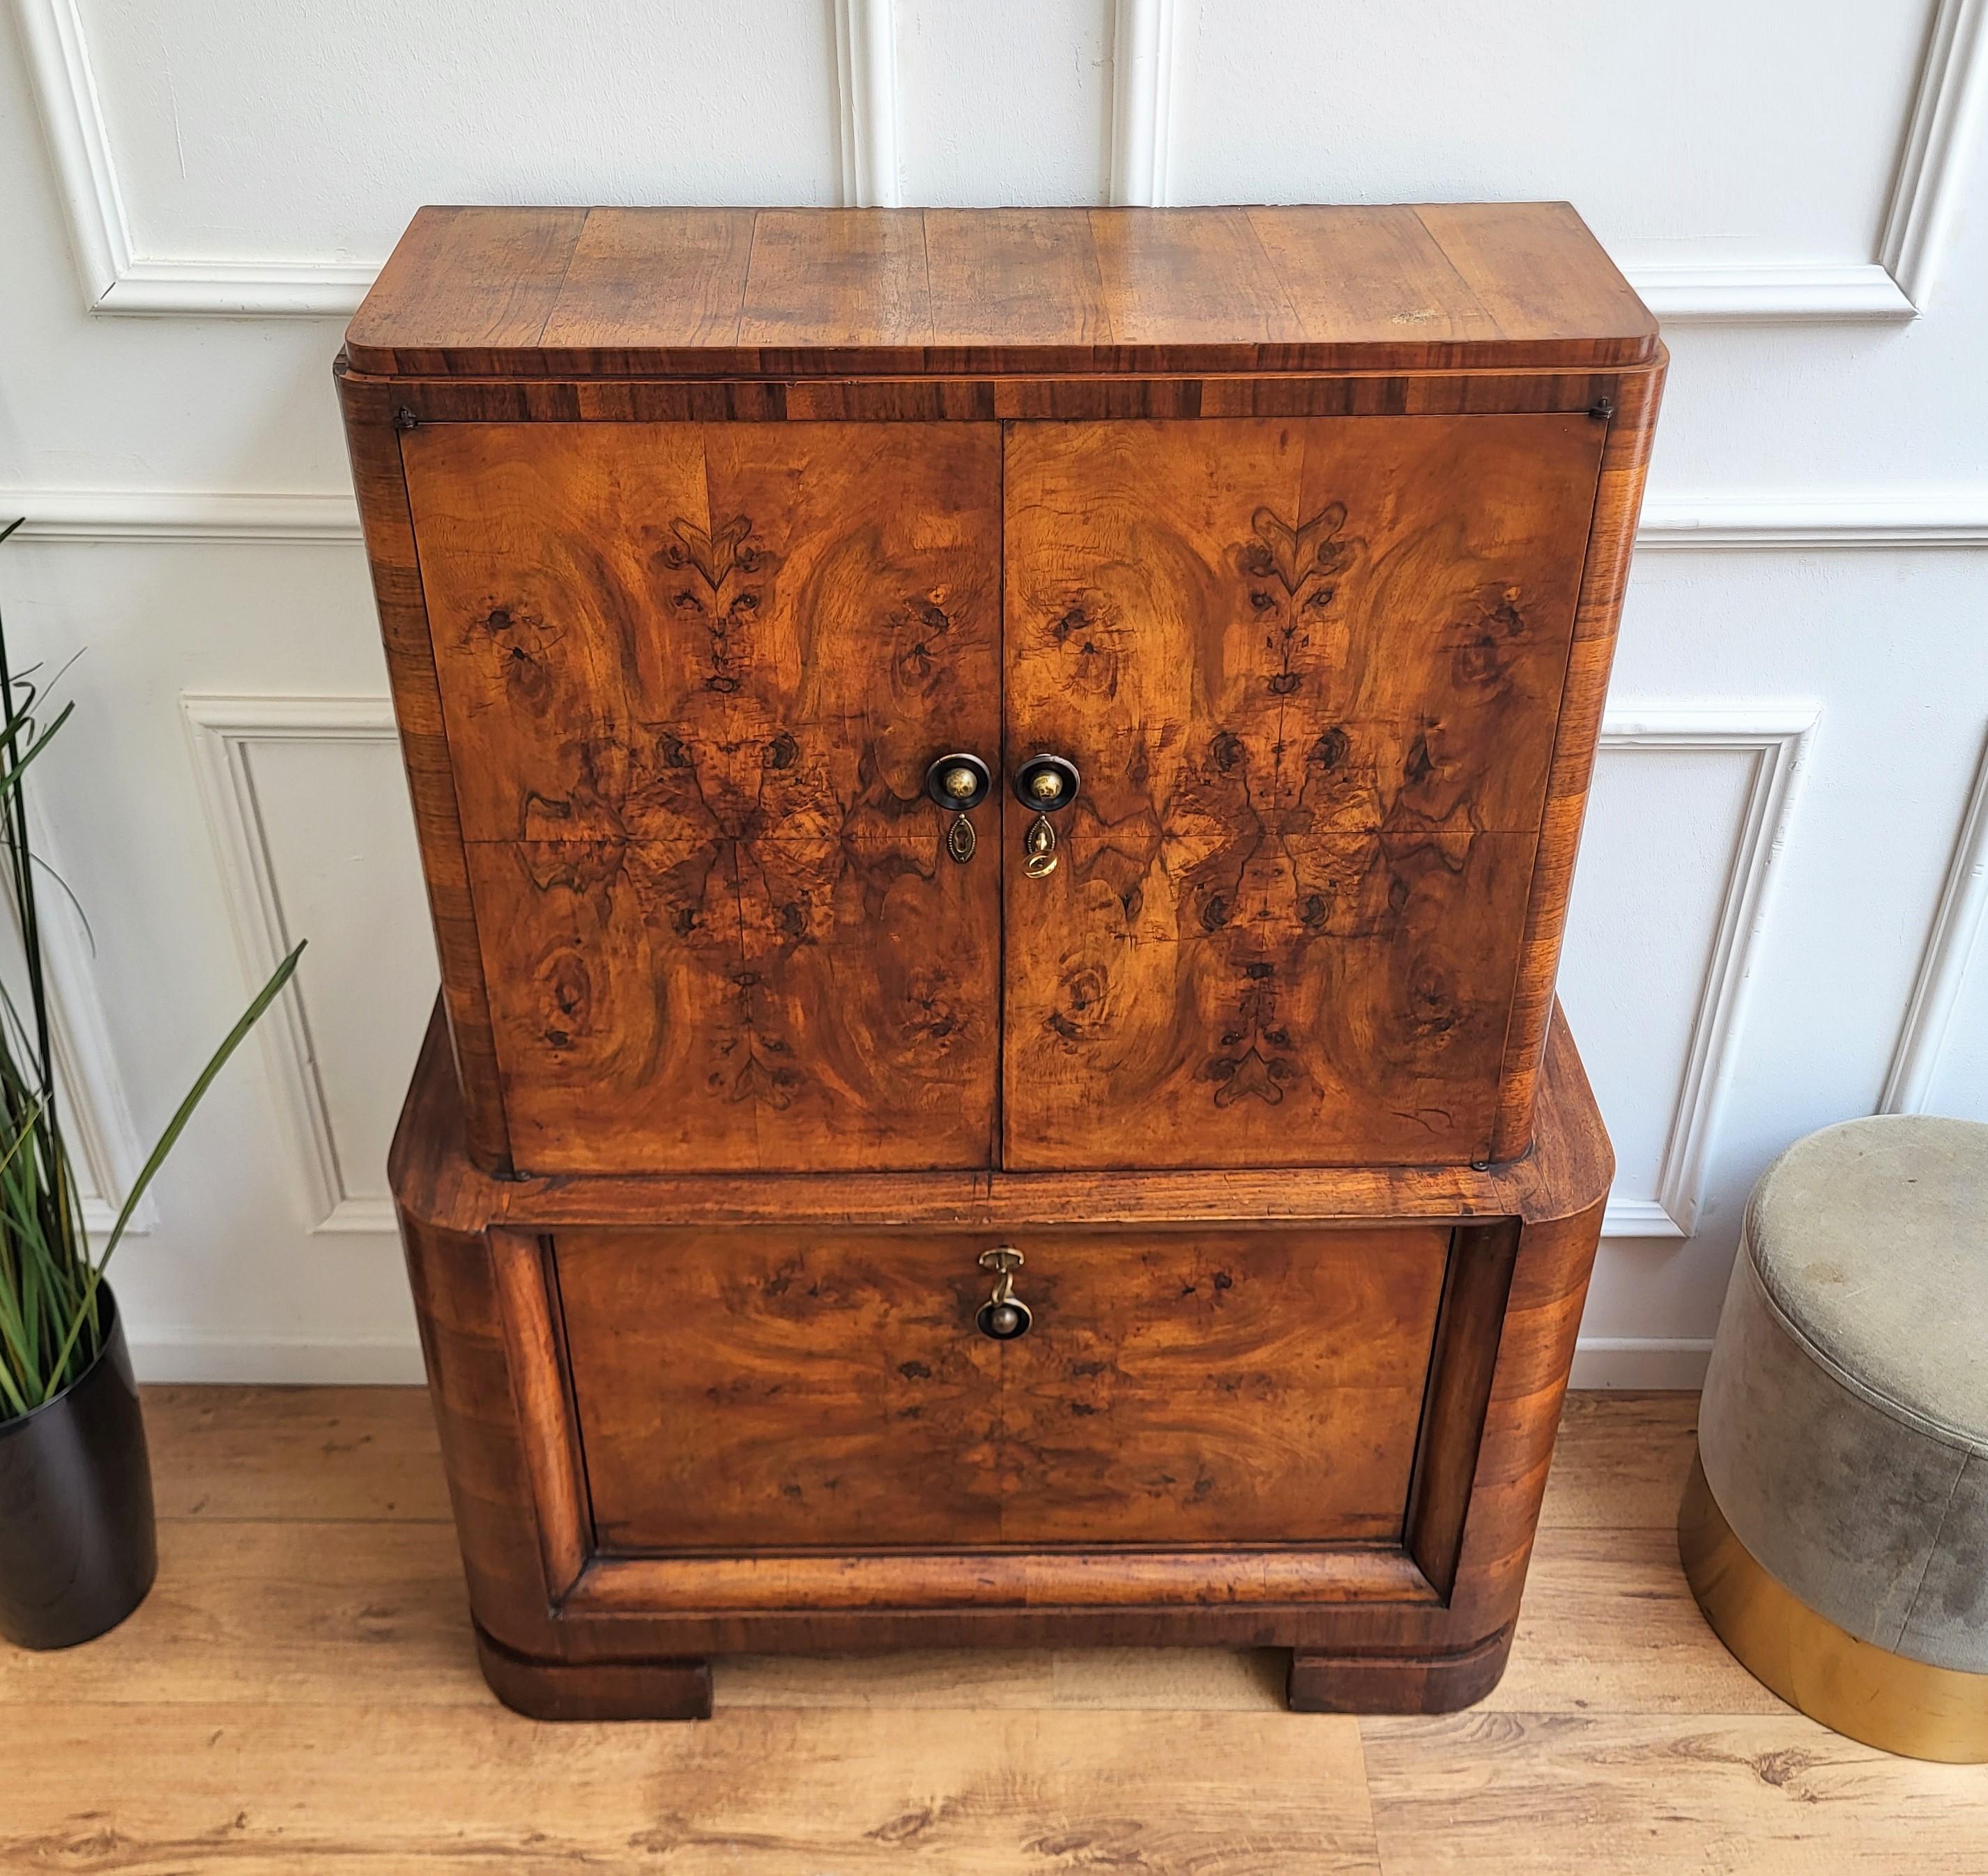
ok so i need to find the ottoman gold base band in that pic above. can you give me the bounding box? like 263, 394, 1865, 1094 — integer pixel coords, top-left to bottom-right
1679, 1447, 1988, 1763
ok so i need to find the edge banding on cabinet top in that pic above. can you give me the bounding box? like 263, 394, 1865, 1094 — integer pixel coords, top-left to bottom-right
343, 203, 1659, 381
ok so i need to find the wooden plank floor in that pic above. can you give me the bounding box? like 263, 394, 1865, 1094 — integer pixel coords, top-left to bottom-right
6, 1388, 1985, 1873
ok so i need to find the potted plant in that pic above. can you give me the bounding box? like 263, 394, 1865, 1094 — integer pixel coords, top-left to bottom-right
0, 516, 300, 1649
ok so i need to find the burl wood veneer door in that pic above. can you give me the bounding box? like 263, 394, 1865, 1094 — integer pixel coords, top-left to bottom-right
1002, 415, 1606, 1170
401, 422, 1002, 1174
556, 1224, 1450, 1552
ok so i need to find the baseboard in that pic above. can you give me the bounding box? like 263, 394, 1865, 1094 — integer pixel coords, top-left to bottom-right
1568, 1337, 1713, 1390
130, 1335, 426, 1385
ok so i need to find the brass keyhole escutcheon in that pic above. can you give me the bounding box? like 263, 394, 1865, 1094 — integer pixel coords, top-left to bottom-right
976, 1246, 1032, 1341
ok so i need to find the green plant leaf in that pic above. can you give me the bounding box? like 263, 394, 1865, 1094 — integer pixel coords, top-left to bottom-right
0, 700, 73, 800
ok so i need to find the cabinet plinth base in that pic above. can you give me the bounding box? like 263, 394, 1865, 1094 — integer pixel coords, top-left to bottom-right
475, 1625, 713, 1722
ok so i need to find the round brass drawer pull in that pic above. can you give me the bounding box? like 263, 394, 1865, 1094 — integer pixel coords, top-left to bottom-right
975, 1246, 1032, 1341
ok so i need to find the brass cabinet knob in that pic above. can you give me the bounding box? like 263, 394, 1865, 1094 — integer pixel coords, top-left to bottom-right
1012, 753, 1079, 813
925, 752, 991, 810
975, 1246, 1032, 1341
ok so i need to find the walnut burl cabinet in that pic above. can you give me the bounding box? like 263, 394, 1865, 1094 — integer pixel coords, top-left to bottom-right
339, 203, 1662, 1721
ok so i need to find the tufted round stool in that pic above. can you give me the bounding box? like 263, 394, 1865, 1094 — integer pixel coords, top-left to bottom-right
1681, 1114, 1988, 1760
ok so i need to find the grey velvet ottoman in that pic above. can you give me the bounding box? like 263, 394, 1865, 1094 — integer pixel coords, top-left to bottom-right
1680, 1114, 1988, 1760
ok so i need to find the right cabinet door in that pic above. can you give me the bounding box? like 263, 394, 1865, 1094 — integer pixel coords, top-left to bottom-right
1001, 415, 1605, 1170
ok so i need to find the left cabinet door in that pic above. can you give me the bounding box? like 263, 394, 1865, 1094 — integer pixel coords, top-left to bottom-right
402, 422, 1004, 1174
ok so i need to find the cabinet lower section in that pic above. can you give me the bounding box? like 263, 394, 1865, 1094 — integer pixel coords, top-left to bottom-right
392, 1000, 1611, 1719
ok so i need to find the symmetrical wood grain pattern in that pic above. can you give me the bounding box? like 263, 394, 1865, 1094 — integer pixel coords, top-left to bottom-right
1002, 415, 1604, 1167
349, 363, 1658, 1177
399, 420, 1002, 1173
556, 1224, 1448, 1551
345, 204, 1658, 379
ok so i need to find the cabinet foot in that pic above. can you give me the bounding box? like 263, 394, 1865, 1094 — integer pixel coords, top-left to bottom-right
1286, 1624, 1513, 1714
474, 1624, 713, 1721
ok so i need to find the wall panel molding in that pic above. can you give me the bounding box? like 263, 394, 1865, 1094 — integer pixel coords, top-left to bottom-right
1630, 0, 1988, 329
1881, 727, 1988, 1113
833, 0, 901, 208
1628, 263, 1914, 323
13, 0, 374, 314
1881, 0, 1988, 307
1596, 707, 1819, 1238
8, 490, 366, 542
1636, 491, 1988, 549
182, 693, 402, 1233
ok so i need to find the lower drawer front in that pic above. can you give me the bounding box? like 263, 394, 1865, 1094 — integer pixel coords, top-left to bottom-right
554, 1224, 1451, 1553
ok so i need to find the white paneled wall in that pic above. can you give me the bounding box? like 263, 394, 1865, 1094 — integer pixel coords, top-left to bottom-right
1, 0, 1984, 1385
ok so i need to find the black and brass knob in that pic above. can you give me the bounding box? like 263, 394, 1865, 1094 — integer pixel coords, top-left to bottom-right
975, 1246, 1032, 1341
926, 753, 991, 810
1012, 753, 1079, 813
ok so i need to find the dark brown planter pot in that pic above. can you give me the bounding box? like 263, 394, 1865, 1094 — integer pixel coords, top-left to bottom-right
0, 1288, 157, 1649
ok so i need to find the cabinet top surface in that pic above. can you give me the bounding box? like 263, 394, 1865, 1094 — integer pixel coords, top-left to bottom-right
342, 203, 1658, 380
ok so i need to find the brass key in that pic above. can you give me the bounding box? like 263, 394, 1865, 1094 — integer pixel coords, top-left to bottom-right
1023, 815, 1057, 878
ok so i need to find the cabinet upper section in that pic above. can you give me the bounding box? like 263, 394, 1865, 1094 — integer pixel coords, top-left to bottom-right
342, 203, 1658, 381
